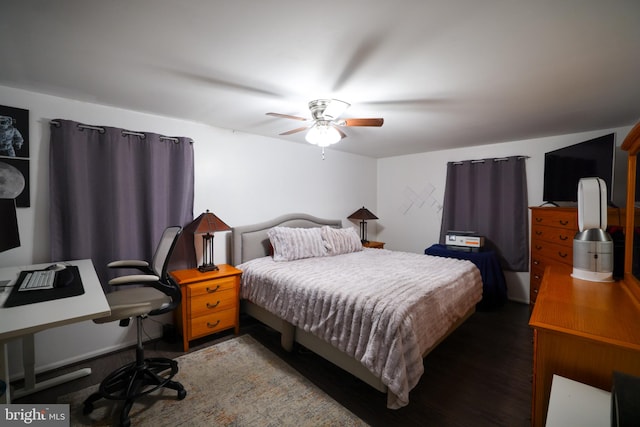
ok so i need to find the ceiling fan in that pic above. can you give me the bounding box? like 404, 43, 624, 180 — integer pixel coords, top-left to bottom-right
266, 99, 384, 147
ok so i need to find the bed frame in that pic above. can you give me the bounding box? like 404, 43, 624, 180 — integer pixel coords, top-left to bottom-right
232, 213, 474, 394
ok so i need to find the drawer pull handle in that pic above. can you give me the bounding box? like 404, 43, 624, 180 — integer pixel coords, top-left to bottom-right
207, 320, 221, 328
558, 252, 568, 258
535, 217, 543, 222
559, 235, 568, 241
533, 260, 539, 265
535, 245, 542, 250
207, 301, 221, 309
535, 231, 542, 236
534, 289, 538, 294
206, 285, 220, 293
559, 220, 569, 226
534, 275, 540, 280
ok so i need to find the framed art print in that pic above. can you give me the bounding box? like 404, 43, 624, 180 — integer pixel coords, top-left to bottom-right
0, 105, 29, 206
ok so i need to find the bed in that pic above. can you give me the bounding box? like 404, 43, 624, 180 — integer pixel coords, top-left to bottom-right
232, 213, 483, 408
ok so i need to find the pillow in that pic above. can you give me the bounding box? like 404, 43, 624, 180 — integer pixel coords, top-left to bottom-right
321, 226, 363, 256
267, 226, 327, 262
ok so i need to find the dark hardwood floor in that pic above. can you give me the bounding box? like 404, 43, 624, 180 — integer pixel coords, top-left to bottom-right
13, 301, 532, 426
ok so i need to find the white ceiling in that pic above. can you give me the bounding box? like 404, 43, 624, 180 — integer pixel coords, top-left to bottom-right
2, 1, 639, 158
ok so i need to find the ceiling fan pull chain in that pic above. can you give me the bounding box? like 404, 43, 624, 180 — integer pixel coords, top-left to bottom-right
322, 147, 325, 160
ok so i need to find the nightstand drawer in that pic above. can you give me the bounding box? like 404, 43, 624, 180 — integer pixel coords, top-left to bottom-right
190, 288, 237, 318
190, 308, 238, 338
188, 276, 237, 297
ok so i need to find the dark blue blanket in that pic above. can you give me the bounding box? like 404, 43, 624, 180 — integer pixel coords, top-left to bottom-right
425, 244, 507, 310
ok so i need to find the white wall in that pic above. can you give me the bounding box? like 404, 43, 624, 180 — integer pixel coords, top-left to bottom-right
0, 85, 377, 378
377, 125, 634, 303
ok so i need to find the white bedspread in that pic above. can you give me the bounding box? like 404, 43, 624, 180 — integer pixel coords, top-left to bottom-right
238, 248, 483, 408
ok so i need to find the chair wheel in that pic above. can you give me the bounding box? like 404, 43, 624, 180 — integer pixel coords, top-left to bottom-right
82, 402, 94, 415
178, 389, 187, 400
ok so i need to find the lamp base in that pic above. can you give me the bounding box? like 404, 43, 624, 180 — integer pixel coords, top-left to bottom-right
198, 264, 219, 272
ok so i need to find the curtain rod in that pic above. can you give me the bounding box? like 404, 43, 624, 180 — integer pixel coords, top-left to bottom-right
452, 155, 529, 165
49, 120, 190, 143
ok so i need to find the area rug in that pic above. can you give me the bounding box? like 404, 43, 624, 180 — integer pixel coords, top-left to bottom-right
58, 334, 368, 426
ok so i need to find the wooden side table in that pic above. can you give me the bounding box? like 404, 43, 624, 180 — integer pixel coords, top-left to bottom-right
170, 264, 242, 351
362, 241, 385, 249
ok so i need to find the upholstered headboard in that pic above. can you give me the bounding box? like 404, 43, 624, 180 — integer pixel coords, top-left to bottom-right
231, 213, 342, 265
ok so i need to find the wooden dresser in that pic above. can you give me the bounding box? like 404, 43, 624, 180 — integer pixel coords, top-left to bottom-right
529, 207, 626, 307
529, 264, 640, 427
170, 265, 242, 351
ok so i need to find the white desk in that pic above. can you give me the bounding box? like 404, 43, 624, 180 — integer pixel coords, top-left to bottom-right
0, 259, 110, 403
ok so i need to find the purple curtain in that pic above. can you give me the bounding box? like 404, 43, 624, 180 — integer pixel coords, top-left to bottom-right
439, 156, 529, 271
49, 119, 195, 290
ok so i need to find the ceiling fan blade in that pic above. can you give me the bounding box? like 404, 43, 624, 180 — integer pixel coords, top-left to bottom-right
341, 118, 384, 127
280, 125, 310, 136
266, 112, 308, 121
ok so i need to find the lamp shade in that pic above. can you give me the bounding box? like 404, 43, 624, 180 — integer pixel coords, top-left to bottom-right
185, 210, 231, 234
348, 206, 378, 243
185, 210, 231, 272
305, 121, 342, 147
348, 206, 378, 221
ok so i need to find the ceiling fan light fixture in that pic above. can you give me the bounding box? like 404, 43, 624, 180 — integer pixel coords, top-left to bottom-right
267, 99, 383, 151
305, 121, 341, 147
322, 99, 350, 120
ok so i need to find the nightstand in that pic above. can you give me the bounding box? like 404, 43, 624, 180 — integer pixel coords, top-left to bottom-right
170, 264, 242, 351
362, 241, 385, 249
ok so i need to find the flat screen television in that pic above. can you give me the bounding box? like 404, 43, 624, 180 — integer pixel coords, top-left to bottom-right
543, 133, 617, 204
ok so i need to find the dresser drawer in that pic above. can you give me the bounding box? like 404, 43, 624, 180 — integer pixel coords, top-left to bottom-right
530, 262, 547, 304
531, 209, 577, 230
532, 224, 574, 247
531, 240, 572, 266
188, 276, 237, 298
190, 288, 237, 318
190, 308, 238, 339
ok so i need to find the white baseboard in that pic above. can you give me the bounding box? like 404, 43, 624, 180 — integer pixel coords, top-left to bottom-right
9, 331, 163, 382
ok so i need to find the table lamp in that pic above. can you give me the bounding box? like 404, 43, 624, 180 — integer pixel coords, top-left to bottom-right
186, 210, 231, 272
348, 206, 378, 243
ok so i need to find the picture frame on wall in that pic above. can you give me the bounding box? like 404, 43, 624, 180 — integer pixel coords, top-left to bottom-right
0, 105, 30, 207
0, 105, 29, 158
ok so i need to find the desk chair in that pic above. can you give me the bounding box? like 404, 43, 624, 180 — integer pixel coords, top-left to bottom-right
83, 226, 186, 427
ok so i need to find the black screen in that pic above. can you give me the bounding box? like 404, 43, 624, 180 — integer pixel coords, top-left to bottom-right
543, 133, 615, 203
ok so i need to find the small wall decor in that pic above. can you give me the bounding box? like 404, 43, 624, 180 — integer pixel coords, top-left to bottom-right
0, 105, 29, 207
400, 183, 442, 215
0, 158, 29, 207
